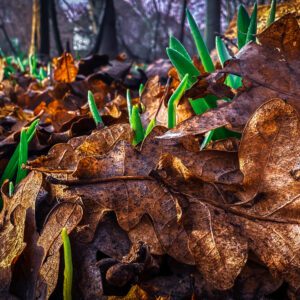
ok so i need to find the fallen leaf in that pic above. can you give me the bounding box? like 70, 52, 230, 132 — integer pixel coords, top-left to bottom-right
53, 52, 78, 83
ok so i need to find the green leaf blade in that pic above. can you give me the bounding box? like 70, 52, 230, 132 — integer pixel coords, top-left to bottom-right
16, 129, 28, 184
246, 2, 258, 44
166, 48, 200, 88
267, 0, 276, 27
169, 35, 192, 62
88, 90, 103, 126
168, 74, 189, 129
130, 105, 145, 146
62, 228, 73, 300
237, 5, 250, 49
186, 9, 215, 73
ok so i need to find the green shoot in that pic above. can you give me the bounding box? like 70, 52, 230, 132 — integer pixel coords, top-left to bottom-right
39, 67, 47, 81
17, 57, 25, 72
267, 0, 276, 27
130, 105, 145, 146
189, 98, 211, 115
0, 119, 39, 187
8, 182, 14, 197
47, 62, 51, 79
144, 118, 156, 138
200, 130, 214, 150
216, 37, 241, 89
16, 129, 28, 184
61, 228, 73, 300
201, 128, 242, 150
168, 74, 189, 129
166, 48, 200, 88
212, 127, 242, 140
169, 35, 192, 62
139, 83, 144, 98
87, 90, 103, 126
29, 54, 37, 76
246, 2, 258, 44
186, 9, 215, 73
126, 89, 133, 119
237, 5, 250, 49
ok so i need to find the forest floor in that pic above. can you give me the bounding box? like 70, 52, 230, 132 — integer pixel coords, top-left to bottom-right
0, 8, 300, 300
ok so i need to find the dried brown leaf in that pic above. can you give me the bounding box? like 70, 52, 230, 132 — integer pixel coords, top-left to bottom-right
53, 52, 78, 83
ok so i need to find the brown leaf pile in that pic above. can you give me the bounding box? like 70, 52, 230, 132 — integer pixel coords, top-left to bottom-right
1, 13, 300, 300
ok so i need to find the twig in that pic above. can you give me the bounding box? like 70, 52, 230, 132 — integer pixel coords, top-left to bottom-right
46, 175, 154, 186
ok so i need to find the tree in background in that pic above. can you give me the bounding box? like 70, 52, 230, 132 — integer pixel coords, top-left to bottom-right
205, 0, 221, 51
89, 0, 118, 57
30, 0, 51, 58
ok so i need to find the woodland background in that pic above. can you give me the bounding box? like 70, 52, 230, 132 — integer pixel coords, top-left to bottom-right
0, 0, 286, 62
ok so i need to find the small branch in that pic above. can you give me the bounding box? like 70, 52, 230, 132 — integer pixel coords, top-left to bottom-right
46, 175, 154, 186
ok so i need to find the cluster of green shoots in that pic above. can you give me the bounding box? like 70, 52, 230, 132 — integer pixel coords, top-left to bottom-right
88, 86, 156, 146
166, 0, 276, 149
0, 119, 39, 201
126, 85, 156, 145
0, 48, 49, 81
88, 1, 276, 148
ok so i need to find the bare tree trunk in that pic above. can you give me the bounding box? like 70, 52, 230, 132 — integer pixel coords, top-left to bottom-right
39, 0, 50, 58
205, 0, 221, 51
179, 0, 188, 43
0, 24, 17, 55
50, 0, 63, 55
89, 0, 118, 58
29, 0, 39, 56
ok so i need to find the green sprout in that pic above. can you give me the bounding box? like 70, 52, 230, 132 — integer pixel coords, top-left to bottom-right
168, 74, 189, 129
139, 83, 144, 98
0, 119, 39, 187
189, 97, 210, 115
8, 182, 14, 197
200, 127, 241, 150
29, 54, 37, 77
15, 128, 28, 185
216, 37, 241, 89
166, 48, 200, 88
130, 105, 145, 146
61, 228, 73, 300
47, 62, 51, 79
267, 0, 276, 27
169, 35, 192, 62
237, 5, 250, 49
126, 89, 133, 119
87, 90, 103, 126
246, 2, 258, 44
144, 118, 156, 138
186, 9, 215, 73
17, 57, 25, 72
200, 130, 214, 150
39, 67, 47, 81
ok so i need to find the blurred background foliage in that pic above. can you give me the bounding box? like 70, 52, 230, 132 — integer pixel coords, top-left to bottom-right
0, 0, 290, 62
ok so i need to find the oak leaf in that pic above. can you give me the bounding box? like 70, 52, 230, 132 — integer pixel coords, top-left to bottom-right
53, 52, 78, 83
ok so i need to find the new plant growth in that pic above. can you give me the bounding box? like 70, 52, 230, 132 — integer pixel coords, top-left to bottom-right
61, 228, 73, 300
88, 90, 104, 126
130, 105, 145, 145
168, 74, 189, 129
0, 119, 39, 187
267, 0, 276, 27
15, 129, 28, 184
8, 182, 14, 198
245, 2, 258, 44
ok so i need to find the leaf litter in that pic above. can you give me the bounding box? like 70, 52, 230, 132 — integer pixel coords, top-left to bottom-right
0, 12, 300, 300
